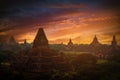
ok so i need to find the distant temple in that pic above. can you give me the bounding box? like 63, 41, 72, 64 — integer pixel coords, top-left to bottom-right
14, 28, 69, 73
24, 39, 27, 45
33, 28, 49, 49
22, 39, 30, 50
7, 36, 17, 45
0, 35, 16, 44
90, 35, 101, 46
111, 35, 117, 48
67, 38, 73, 48
0, 35, 19, 51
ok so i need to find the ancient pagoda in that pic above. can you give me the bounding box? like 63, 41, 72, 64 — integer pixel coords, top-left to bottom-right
33, 28, 49, 49
7, 36, 17, 45
90, 35, 101, 46
111, 35, 117, 48
67, 38, 73, 46
24, 39, 27, 45
15, 28, 69, 73
67, 38, 74, 49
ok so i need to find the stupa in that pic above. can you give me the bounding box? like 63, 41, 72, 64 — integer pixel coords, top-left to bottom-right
24, 39, 27, 45
33, 28, 49, 49
90, 35, 101, 46
111, 35, 117, 48
7, 36, 17, 45
67, 38, 74, 50
67, 38, 73, 46
15, 28, 69, 73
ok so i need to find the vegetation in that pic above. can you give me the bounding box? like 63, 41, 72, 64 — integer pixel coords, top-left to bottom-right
0, 50, 14, 66
0, 51, 120, 80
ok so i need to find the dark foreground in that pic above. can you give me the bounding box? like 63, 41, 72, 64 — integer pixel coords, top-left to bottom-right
1, 54, 120, 80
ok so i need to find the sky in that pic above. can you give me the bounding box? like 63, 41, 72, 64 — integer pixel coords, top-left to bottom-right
0, 0, 120, 44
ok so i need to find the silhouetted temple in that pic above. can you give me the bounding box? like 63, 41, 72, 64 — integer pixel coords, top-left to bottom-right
33, 28, 49, 49
14, 28, 69, 73
107, 35, 119, 54
90, 35, 101, 46
0, 35, 16, 44
67, 38, 73, 48
7, 36, 17, 45
111, 35, 117, 48
24, 39, 27, 45
0, 35, 19, 51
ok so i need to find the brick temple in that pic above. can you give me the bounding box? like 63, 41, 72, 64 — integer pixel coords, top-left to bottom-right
14, 28, 69, 73
90, 35, 101, 46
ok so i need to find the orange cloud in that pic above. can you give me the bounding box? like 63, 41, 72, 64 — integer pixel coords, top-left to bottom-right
11, 9, 119, 45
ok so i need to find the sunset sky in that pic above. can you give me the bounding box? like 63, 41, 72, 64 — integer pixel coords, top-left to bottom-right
0, 0, 120, 44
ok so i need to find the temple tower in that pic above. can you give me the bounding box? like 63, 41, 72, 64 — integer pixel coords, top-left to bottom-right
90, 35, 101, 46
67, 38, 73, 46
24, 39, 27, 45
33, 28, 49, 49
16, 28, 70, 73
111, 35, 117, 47
67, 38, 74, 49
8, 36, 17, 45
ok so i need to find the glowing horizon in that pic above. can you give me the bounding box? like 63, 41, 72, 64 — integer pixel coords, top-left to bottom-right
0, 0, 120, 45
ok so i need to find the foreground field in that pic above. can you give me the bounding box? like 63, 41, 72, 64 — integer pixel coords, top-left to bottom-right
0, 51, 120, 80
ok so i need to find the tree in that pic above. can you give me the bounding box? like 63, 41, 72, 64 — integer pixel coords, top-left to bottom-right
71, 53, 97, 71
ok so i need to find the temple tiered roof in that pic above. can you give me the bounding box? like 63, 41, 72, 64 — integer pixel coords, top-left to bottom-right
67, 38, 73, 46
90, 35, 101, 46
111, 35, 117, 47
15, 28, 70, 73
33, 28, 49, 49
8, 36, 17, 44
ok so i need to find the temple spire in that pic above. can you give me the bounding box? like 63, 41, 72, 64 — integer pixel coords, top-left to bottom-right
24, 39, 27, 45
90, 35, 101, 46
67, 38, 73, 47
33, 28, 49, 49
93, 35, 98, 42
8, 36, 17, 44
111, 35, 117, 47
